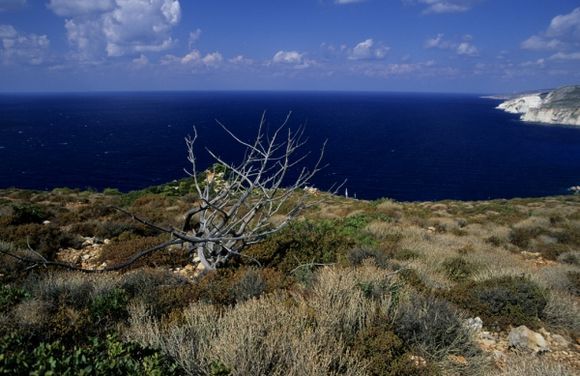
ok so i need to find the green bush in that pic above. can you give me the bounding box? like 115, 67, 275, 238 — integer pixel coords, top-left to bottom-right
245, 218, 370, 273
393, 294, 475, 360
567, 271, 580, 296
0, 285, 29, 313
0, 224, 82, 260
509, 227, 544, 248
351, 319, 433, 376
346, 247, 390, 268
441, 256, 475, 282
2, 203, 49, 226
449, 275, 547, 329
103, 188, 122, 196
0, 333, 180, 375
90, 288, 128, 323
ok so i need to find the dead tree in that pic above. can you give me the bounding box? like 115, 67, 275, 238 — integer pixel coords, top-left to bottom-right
1, 112, 329, 273
166, 111, 327, 270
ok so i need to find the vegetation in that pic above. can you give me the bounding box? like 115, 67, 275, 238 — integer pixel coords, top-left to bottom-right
0, 184, 578, 374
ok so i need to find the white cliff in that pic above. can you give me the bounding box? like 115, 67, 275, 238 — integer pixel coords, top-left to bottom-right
496, 86, 580, 126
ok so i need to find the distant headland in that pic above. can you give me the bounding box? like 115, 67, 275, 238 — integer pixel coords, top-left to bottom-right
493, 85, 580, 126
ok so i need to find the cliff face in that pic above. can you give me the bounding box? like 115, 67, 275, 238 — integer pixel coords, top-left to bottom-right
497, 86, 580, 126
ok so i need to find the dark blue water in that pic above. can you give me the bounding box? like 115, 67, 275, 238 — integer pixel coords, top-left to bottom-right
0, 91, 579, 201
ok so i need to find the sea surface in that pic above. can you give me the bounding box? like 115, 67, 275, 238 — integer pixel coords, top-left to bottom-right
1, 91, 579, 201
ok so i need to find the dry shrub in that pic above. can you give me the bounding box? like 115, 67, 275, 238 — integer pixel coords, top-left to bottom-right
98, 235, 182, 268
393, 293, 476, 362
364, 221, 401, 241
489, 356, 576, 376
542, 291, 580, 335
126, 265, 401, 376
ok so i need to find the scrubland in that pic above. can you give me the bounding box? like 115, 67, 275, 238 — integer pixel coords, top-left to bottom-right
0, 183, 578, 375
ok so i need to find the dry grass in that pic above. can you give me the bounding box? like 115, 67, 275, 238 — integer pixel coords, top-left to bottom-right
126, 265, 398, 375
490, 356, 577, 376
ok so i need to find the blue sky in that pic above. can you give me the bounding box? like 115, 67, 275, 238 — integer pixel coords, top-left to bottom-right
0, 0, 579, 93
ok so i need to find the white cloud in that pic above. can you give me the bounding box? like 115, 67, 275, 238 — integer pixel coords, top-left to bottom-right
424, 33, 453, 49
272, 50, 304, 64
162, 49, 223, 68
201, 52, 223, 66
0, 0, 26, 11
132, 53, 148, 65
549, 51, 580, 60
348, 38, 389, 60
48, 0, 181, 60
521, 7, 580, 51
0, 24, 50, 65
547, 7, 580, 39
406, 0, 481, 15
425, 34, 478, 56
188, 28, 201, 49
521, 35, 562, 50
456, 41, 478, 56
229, 55, 253, 65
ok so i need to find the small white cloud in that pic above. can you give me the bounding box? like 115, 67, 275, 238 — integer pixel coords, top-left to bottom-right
521, 35, 562, 50
229, 55, 253, 65
425, 33, 479, 56
201, 52, 223, 66
521, 7, 580, 51
520, 58, 545, 67
188, 28, 201, 49
0, 24, 17, 38
0, 24, 50, 65
406, 0, 480, 15
132, 54, 148, 65
424, 33, 453, 49
167, 49, 223, 67
549, 51, 580, 60
456, 41, 478, 56
272, 50, 304, 64
349, 38, 389, 60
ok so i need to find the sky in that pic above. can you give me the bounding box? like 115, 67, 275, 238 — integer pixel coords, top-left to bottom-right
0, 0, 579, 93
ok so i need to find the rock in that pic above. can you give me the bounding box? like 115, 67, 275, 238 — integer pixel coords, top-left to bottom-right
465, 317, 483, 332
427, 226, 436, 232
448, 354, 468, 366
82, 237, 95, 247
551, 334, 570, 349
508, 325, 549, 353
538, 327, 550, 338
42, 220, 51, 225
103, 239, 111, 245
408, 355, 427, 368
521, 251, 541, 259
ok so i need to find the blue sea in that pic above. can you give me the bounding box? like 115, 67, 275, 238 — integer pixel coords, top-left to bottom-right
0, 91, 579, 201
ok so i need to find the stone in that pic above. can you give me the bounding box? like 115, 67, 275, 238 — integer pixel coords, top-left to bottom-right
465, 317, 483, 332
408, 355, 427, 368
508, 325, 549, 353
448, 354, 467, 365
42, 220, 51, 225
103, 239, 111, 245
521, 251, 541, 259
551, 334, 570, 348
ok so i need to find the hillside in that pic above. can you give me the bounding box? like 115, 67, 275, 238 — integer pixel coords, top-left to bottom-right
0, 184, 579, 375
497, 85, 580, 126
